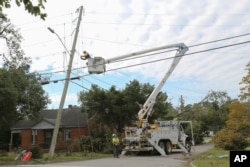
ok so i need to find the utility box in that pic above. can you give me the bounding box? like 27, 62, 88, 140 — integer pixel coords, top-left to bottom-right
87, 57, 106, 74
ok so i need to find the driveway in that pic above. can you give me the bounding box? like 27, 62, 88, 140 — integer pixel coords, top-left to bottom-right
169, 142, 214, 166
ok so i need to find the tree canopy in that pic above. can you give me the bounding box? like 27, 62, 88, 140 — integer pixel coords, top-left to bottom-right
0, 13, 50, 144
213, 62, 250, 150
0, 14, 51, 113
213, 101, 250, 150
78, 79, 171, 151
0, 13, 31, 72
175, 90, 232, 144
0, 0, 47, 20
239, 61, 250, 102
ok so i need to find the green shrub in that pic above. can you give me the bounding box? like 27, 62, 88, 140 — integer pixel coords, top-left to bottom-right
80, 136, 109, 152
27, 145, 43, 159
80, 136, 92, 152
64, 138, 81, 152
213, 128, 249, 150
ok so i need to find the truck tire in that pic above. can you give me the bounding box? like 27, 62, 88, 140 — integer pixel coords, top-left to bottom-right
165, 141, 172, 154
185, 141, 192, 153
159, 141, 166, 151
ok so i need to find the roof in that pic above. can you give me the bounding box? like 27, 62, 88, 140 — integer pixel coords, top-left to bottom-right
31, 120, 54, 130
11, 107, 88, 130
10, 120, 37, 130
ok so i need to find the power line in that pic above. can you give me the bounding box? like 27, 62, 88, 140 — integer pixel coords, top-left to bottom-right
41, 39, 250, 85
189, 32, 250, 48
13, 14, 249, 50
14, 13, 73, 27
38, 32, 249, 79
70, 80, 89, 90
38, 32, 250, 75
84, 10, 250, 16
83, 21, 250, 27
105, 40, 250, 72
98, 32, 250, 64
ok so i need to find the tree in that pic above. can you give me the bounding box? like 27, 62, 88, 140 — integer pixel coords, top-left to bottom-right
0, 68, 50, 143
239, 61, 250, 102
0, 14, 50, 116
0, 14, 50, 144
0, 69, 18, 142
0, 0, 47, 20
175, 91, 232, 144
1, 13, 31, 71
200, 90, 231, 131
213, 62, 250, 150
78, 79, 171, 151
213, 101, 250, 150
16, 71, 51, 117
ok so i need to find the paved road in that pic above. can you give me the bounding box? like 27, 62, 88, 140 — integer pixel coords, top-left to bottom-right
4, 143, 213, 167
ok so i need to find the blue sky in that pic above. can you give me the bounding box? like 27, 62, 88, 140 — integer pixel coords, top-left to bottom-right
1, 0, 250, 109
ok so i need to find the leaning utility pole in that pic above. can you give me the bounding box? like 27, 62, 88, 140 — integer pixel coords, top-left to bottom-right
48, 6, 84, 158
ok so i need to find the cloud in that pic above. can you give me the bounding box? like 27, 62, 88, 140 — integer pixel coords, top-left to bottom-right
3, 0, 250, 108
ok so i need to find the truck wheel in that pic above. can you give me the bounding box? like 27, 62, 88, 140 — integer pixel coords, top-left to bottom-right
165, 141, 172, 154
185, 142, 192, 152
159, 141, 166, 151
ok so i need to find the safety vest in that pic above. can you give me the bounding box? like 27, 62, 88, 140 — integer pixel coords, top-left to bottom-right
112, 137, 120, 145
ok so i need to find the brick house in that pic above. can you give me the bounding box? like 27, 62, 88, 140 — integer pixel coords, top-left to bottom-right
9, 107, 89, 151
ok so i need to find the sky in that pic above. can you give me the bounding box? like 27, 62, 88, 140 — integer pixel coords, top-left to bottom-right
1, 0, 250, 109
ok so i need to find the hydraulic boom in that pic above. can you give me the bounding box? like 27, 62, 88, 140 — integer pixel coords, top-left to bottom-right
85, 43, 188, 123
84, 43, 194, 156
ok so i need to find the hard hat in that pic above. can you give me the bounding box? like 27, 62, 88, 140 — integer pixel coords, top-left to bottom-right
112, 134, 116, 137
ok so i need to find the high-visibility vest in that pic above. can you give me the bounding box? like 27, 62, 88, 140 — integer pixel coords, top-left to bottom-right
112, 137, 119, 145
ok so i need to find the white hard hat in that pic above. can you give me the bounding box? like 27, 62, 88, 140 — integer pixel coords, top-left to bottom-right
112, 134, 116, 137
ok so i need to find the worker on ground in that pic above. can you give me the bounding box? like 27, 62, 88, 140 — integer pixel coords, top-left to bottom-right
112, 133, 120, 158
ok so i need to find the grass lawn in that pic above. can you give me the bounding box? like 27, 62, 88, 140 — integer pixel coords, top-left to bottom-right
0, 151, 111, 165
192, 148, 229, 167
193, 146, 250, 167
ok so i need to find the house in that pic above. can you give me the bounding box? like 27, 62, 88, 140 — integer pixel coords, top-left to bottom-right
9, 106, 89, 151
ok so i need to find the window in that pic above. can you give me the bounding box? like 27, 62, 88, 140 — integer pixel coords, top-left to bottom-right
64, 129, 71, 141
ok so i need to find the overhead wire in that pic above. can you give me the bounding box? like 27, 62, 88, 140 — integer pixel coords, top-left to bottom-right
16, 9, 249, 86
188, 32, 250, 48
16, 10, 250, 51
40, 38, 250, 85
91, 32, 250, 64
7, 9, 249, 103
67, 32, 250, 73
40, 32, 250, 76
84, 11, 250, 16
104, 40, 250, 72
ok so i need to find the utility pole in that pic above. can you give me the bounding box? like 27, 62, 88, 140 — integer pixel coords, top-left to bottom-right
48, 6, 84, 158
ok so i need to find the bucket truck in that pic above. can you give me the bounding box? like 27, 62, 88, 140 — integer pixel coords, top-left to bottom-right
84, 43, 194, 156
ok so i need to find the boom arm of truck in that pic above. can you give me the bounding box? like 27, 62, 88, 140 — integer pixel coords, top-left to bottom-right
85, 43, 188, 121
137, 45, 188, 121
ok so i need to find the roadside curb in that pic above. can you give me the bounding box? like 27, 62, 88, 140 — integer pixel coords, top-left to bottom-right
190, 160, 196, 167
189, 142, 214, 167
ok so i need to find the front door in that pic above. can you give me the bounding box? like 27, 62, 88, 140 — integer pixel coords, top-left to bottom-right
44, 130, 53, 148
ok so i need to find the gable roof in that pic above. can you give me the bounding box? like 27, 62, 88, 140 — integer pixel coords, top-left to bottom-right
11, 107, 88, 130
31, 119, 55, 130
41, 108, 88, 127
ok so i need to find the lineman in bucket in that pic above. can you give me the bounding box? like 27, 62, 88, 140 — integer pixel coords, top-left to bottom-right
112, 134, 120, 158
